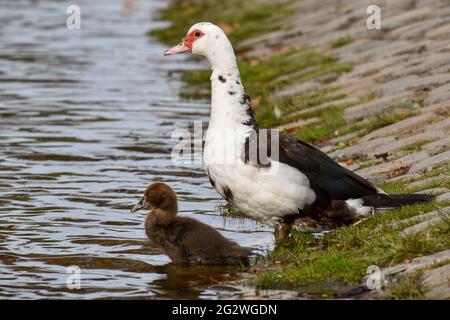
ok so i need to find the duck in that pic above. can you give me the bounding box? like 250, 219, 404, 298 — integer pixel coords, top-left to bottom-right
164, 22, 434, 240
130, 182, 252, 265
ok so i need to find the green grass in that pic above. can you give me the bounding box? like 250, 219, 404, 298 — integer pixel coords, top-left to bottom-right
330, 36, 354, 48
379, 165, 450, 193
152, 0, 450, 297
150, 0, 353, 143
387, 253, 450, 299
345, 107, 421, 135
292, 106, 345, 143
256, 201, 450, 289
400, 140, 432, 153
387, 272, 426, 299
150, 0, 295, 46
217, 202, 248, 218
175, 48, 353, 142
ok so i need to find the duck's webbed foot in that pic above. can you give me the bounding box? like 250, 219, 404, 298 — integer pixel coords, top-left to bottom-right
274, 215, 297, 242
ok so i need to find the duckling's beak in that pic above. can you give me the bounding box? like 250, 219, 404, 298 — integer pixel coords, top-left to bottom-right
130, 197, 149, 213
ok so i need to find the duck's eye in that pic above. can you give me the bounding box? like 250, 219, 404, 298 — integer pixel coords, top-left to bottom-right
194, 31, 201, 37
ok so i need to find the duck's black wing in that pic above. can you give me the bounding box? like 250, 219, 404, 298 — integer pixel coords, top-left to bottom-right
241, 96, 432, 210
277, 133, 378, 202
243, 128, 379, 206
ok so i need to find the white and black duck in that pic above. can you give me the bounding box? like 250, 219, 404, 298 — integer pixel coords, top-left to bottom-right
164, 22, 434, 239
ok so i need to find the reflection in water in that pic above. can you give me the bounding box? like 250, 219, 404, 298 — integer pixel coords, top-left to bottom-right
0, 0, 273, 299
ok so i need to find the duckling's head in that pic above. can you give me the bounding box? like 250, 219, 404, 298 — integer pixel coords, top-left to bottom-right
130, 183, 178, 221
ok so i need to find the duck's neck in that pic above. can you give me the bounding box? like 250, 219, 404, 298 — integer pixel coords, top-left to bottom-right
207, 51, 255, 130
146, 208, 176, 228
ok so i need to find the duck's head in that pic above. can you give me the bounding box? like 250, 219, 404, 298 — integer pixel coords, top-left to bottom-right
130, 182, 178, 218
164, 22, 236, 69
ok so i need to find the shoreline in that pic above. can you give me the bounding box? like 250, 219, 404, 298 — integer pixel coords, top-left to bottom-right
151, 0, 450, 299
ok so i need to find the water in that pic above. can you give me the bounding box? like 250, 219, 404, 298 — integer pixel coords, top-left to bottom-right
0, 0, 273, 299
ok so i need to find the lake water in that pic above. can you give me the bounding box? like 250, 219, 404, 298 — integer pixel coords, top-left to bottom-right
0, 0, 273, 299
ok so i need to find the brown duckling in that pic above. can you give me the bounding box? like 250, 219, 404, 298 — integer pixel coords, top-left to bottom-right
131, 182, 252, 265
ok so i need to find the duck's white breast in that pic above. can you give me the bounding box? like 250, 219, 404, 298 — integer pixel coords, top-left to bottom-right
204, 127, 316, 224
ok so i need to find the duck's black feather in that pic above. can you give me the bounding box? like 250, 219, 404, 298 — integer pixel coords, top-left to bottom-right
277, 134, 378, 202
240, 104, 377, 208
240, 93, 432, 212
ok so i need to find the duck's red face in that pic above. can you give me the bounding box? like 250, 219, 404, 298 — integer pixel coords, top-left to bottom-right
164, 29, 205, 55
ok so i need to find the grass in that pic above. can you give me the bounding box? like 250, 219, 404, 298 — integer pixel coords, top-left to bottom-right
217, 202, 248, 218
289, 102, 419, 144
379, 165, 450, 193
292, 106, 346, 142
330, 36, 354, 48
150, 0, 354, 143
150, 0, 295, 46
255, 201, 450, 289
254, 169, 450, 291
175, 48, 422, 145
152, 0, 450, 297
387, 252, 450, 299
175, 48, 353, 142
400, 140, 432, 153
387, 272, 426, 299
344, 107, 421, 136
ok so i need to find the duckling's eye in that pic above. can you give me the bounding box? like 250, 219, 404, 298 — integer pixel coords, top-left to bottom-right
194, 31, 201, 37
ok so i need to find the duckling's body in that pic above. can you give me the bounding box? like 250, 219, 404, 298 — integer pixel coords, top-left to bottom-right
132, 183, 251, 265
145, 212, 251, 264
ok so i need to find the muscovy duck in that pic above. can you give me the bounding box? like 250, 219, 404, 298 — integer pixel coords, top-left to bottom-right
164, 22, 433, 239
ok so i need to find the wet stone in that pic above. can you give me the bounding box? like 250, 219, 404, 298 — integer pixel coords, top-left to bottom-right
408, 175, 449, 189
408, 150, 450, 173
414, 187, 448, 195
371, 130, 447, 156
423, 117, 450, 131
385, 173, 422, 184
436, 192, 450, 204
288, 96, 359, 118
422, 137, 450, 154
330, 136, 397, 160
355, 151, 429, 179
276, 118, 319, 132
393, 207, 450, 229
326, 130, 363, 145
379, 74, 450, 96
343, 91, 414, 121
426, 22, 450, 38
401, 210, 450, 237
425, 83, 450, 105
421, 101, 450, 114
422, 263, 450, 299
360, 112, 437, 142
376, 250, 450, 284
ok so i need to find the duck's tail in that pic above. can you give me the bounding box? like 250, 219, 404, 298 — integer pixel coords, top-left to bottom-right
362, 193, 434, 208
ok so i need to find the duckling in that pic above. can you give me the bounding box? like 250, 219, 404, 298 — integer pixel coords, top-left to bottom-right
131, 182, 252, 265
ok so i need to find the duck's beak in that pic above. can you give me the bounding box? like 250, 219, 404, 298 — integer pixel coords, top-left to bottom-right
164, 42, 190, 56
130, 197, 147, 213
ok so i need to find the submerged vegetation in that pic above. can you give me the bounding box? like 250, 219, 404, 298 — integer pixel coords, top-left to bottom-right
152, 0, 450, 298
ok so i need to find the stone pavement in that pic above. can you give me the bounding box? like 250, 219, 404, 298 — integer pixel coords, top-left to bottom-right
241, 0, 450, 298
